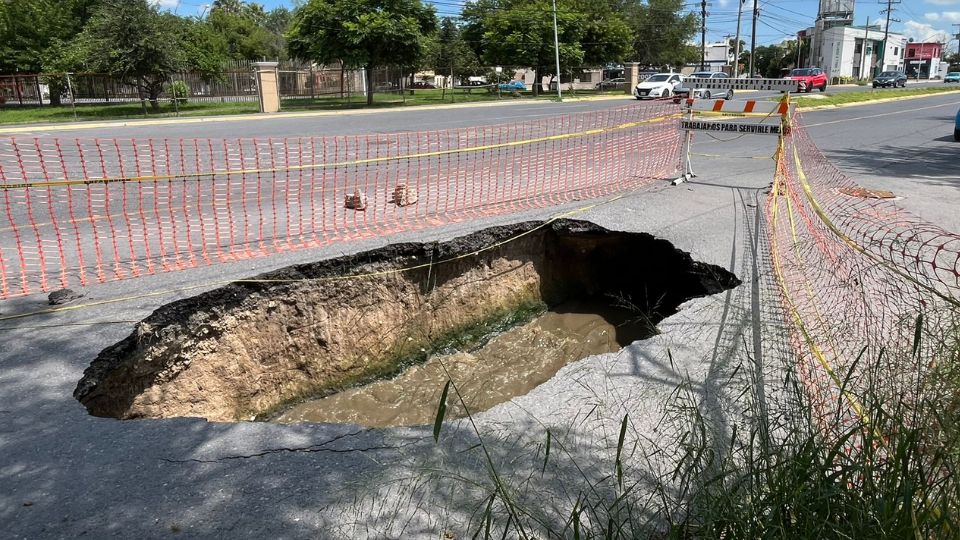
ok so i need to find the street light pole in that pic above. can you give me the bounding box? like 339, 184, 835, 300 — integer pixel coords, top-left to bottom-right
700, 0, 707, 71
749, 0, 758, 77
552, 0, 562, 101
733, 0, 744, 77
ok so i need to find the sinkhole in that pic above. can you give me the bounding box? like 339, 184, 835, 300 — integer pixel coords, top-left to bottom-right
74, 220, 740, 425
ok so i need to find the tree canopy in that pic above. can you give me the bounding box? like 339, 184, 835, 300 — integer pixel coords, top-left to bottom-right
71, 0, 184, 109
0, 0, 99, 73
462, 0, 632, 94
288, 0, 437, 104
625, 0, 699, 68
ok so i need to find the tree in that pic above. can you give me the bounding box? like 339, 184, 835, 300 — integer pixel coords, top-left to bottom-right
461, 0, 631, 95
752, 44, 789, 78
71, 0, 183, 111
287, 0, 437, 105
173, 16, 231, 81
263, 8, 293, 62
0, 0, 99, 73
426, 17, 481, 95
208, 2, 275, 61
625, 0, 698, 69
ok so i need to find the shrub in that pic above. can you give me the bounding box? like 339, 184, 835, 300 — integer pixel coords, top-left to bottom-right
170, 80, 189, 104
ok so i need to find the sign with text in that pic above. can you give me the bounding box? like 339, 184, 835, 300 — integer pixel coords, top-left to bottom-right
680, 119, 783, 135
683, 77, 801, 92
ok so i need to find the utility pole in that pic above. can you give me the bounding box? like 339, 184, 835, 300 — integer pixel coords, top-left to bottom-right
876, 0, 901, 78
857, 17, 870, 79
700, 0, 708, 71
749, 0, 758, 77
551, 0, 562, 101
733, 0, 745, 77
796, 35, 802, 68
953, 24, 960, 62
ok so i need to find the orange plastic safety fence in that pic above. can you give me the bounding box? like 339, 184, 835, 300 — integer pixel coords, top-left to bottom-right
0, 102, 681, 299
768, 112, 960, 439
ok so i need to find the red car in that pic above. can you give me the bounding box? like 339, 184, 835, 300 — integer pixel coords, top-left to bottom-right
786, 67, 827, 92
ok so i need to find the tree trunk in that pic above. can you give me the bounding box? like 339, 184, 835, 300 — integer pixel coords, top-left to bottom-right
148, 83, 162, 111
366, 66, 374, 106
532, 67, 540, 96
49, 83, 62, 106
137, 79, 148, 116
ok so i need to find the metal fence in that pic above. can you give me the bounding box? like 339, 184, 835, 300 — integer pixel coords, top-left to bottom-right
0, 64, 632, 108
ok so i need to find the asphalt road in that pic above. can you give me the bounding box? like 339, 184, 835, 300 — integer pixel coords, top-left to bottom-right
0, 80, 951, 140
1, 90, 958, 538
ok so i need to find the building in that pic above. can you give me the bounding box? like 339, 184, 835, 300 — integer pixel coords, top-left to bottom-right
904, 41, 944, 79
807, 0, 854, 72
802, 0, 907, 79
682, 42, 732, 74
803, 24, 906, 79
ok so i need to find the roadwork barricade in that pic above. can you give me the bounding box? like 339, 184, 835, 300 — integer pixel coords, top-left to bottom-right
0, 103, 680, 299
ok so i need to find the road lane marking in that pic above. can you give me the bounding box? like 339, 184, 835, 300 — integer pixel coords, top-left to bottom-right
803, 100, 959, 127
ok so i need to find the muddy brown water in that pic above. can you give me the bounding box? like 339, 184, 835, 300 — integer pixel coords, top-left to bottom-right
274, 301, 652, 427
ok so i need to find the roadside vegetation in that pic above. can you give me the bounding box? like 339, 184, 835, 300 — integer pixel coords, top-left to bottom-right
0, 0, 695, 119
429, 315, 960, 538
794, 85, 960, 108
0, 87, 630, 125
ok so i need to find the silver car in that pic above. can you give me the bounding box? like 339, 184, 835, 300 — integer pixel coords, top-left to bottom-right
674, 71, 734, 101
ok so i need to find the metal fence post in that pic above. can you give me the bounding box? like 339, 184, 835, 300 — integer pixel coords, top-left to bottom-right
34, 76, 43, 107
66, 72, 78, 120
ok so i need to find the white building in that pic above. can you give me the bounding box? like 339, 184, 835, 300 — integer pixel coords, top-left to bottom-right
806, 24, 906, 79
683, 42, 732, 74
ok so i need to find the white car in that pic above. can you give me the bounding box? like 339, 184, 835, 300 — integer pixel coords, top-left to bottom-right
634, 73, 683, 100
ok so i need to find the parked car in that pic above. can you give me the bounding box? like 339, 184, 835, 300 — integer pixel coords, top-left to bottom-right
634, 73, 683, 100
674, 71, 734, 101
410, 81, 436, 89
945, 72, 960, 83
873, 71, 907, 88
955, 108, 960, 141
786, 67, 827, 92
498, 80, 526, 91
595, 77, 626, 90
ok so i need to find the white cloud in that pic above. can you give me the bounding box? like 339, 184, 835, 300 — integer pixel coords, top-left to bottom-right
902, 20, 953, 43
154, 0, 179, 8
927, 0, 960, 5
926, 11, 960, 22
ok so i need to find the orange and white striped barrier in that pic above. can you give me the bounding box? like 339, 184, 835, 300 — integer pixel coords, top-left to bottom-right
683, 98, 794, 116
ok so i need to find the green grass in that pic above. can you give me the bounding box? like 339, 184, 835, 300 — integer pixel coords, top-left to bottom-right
0, 100, 260, 125
429, 314, 960, 539
279, 87, 619, 111
793, 85, 960, 108
0, 87, 625, 125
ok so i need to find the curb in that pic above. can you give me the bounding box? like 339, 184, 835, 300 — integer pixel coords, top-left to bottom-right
0, 94, 636, 135
797, 89, 960, 111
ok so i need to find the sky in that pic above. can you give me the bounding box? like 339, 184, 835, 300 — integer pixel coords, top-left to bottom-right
157, 0, 960, 51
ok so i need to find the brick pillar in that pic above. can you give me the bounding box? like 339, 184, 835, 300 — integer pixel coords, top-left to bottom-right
625, 62, 640, 96
254, 61, 280, 113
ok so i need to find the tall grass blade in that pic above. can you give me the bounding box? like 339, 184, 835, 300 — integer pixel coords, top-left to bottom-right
913, 312, 924, 358
616, 414, 629, 489
433, 379, 451, 443
542, 429, 551, 474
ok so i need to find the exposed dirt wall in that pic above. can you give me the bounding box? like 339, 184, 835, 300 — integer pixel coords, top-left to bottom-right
74, 220, 739, 422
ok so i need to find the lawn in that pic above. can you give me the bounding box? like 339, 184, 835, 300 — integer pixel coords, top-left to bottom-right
793, 85, 960, 108
0, 100, 260, 125
0, 87, 626, 125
